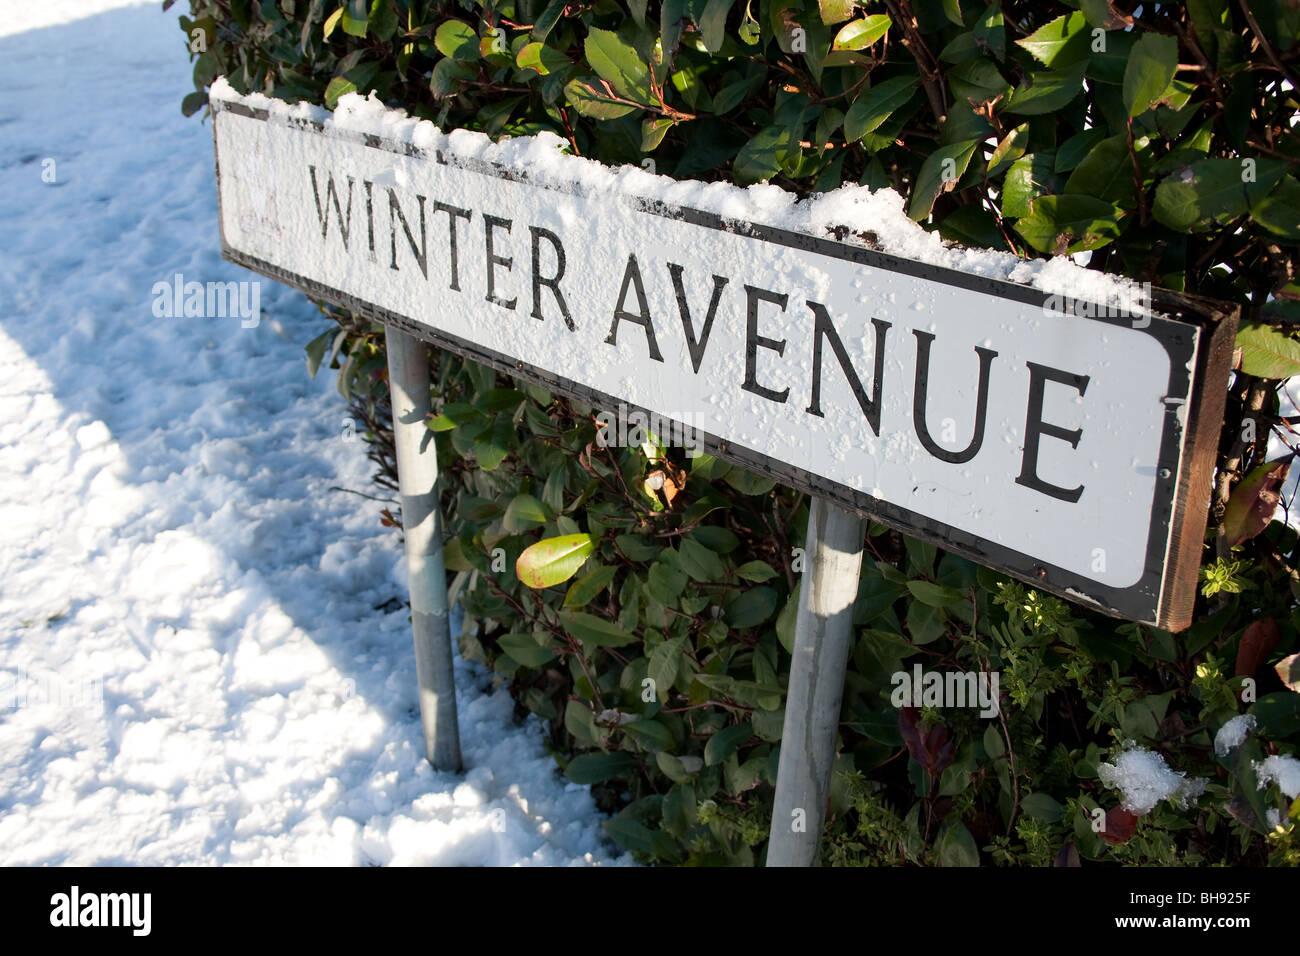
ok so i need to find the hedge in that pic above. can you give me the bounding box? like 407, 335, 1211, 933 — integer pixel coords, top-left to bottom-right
178, 0, 1300, 865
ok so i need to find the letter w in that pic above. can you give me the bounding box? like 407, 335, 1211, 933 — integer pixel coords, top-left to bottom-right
309, 166, 354, 249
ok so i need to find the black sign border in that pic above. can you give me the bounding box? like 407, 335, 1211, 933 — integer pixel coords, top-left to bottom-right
211, 99, 1226, 626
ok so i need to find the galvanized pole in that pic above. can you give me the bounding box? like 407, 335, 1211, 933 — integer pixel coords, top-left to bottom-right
766, 496, 866, 866
385, 326, 462, 772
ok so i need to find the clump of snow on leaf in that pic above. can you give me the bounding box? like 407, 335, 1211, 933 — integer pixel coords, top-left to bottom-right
1213, 714, 1257, 757
1097, 748, 1207, 815
1254, 754, 1300, 799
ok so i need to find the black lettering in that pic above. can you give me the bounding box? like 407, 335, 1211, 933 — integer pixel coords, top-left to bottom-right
912, 330, 997, 464
605, 254, 663, 361
1015, 361, 1090, 503
483, 214, 516, 309
668, 263, 727, 374
529, 226, 573, 330
742, 285, 790, 404
805, 302, 890, 435
388, 190, 427, 277
433, 201, 472, 291
308, 166, 353, 248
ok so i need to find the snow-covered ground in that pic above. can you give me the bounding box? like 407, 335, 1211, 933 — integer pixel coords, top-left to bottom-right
0, 0, 627, 865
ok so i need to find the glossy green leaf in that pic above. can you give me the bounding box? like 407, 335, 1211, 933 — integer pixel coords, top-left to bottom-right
516, 533, 595, 588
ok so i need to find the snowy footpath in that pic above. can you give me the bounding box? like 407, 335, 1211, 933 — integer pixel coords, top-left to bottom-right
0, 0, 627, 865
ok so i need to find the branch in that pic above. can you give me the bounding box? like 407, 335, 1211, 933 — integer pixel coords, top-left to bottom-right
882, 0, 947, 122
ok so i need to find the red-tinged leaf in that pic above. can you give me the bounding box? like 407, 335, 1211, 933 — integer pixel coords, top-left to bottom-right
1236, 618, 1281, 677
1276, 652, 1300, 693
899, 707, 954, 777
1100, 807, 1139, 844
1224, 458, 1292, 548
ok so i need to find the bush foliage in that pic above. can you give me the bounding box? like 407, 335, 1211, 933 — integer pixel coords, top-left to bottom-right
180, 0, 1300, 865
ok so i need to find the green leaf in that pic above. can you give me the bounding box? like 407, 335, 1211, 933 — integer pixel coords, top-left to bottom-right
833, 15, 891, 51
340, 0, 367, 36
531, 0, 566, 41
725, 586, 777, 628
723, 469, 778, 496
624, 718, 674, 750
704, 722, 753, 766
907, 139, 980, 220
819, 0, 856, 25
648, 637, 685, 696
564, 564, 617, 607
986, 122, 1028, 177
906, 580, 966, 608
503, 493, 549, 532
564, 78, 638, 119
324, 75, 356, 109
429, 57, 472, 98
323, 5, 344, 39
566, 751, 637, 784
678, 536, 725, 582
698, 0, 733, 53
906, 600, 946, 645
1253, 175, 1300, 240
1004, 63, 1086, 115
1021, 792, 1064, 823
1015, 12, 1089, 67
1236, 323, 1300, 379
844, 76, 917, 143
497, 632, 556, 667
647, 561, 688, 605
368, 0, 397, 40
584, 27, 651, 103
1122, 32, 1178, 116
1153, 158, 1287, 232
1002, 151, 1059, 219
1063, 134, 1136, 204
517, 533, 595, 588
1015, 195, 1124, 253
435, 19, 479, 60
983, 724, 1005, 759
560, 610, 638, 648
304, 329, 333, 378
732, 125, 794, 186
181, 91, 207, 117
935, 818, 979, 866
641, 117, 673, 151
516, 41, 570, 76
735, 561, 779, 582
972, 3, 1005, 59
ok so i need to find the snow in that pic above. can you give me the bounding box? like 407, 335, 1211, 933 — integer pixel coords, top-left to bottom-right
210, 79, 1157, 320
1255, 754, 1300, 800
1213, 714, 1257, 757
0, 0, 628, 865
1097, 747, 1207, 815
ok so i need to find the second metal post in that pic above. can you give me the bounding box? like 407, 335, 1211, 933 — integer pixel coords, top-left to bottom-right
766, 496, 866, 866
385, 326, 462, 772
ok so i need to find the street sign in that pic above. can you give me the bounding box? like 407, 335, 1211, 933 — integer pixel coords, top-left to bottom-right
211, 91, 1235, 631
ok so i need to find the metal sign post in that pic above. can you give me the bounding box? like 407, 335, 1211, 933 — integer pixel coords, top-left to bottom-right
386, 326, 462, 772
766, 498, 867, 866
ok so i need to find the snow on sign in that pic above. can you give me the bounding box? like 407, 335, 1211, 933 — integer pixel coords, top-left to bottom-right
210, 84, 1235, 630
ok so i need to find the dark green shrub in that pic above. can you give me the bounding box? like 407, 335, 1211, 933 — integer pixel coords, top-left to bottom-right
181, 0, 1300, 865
